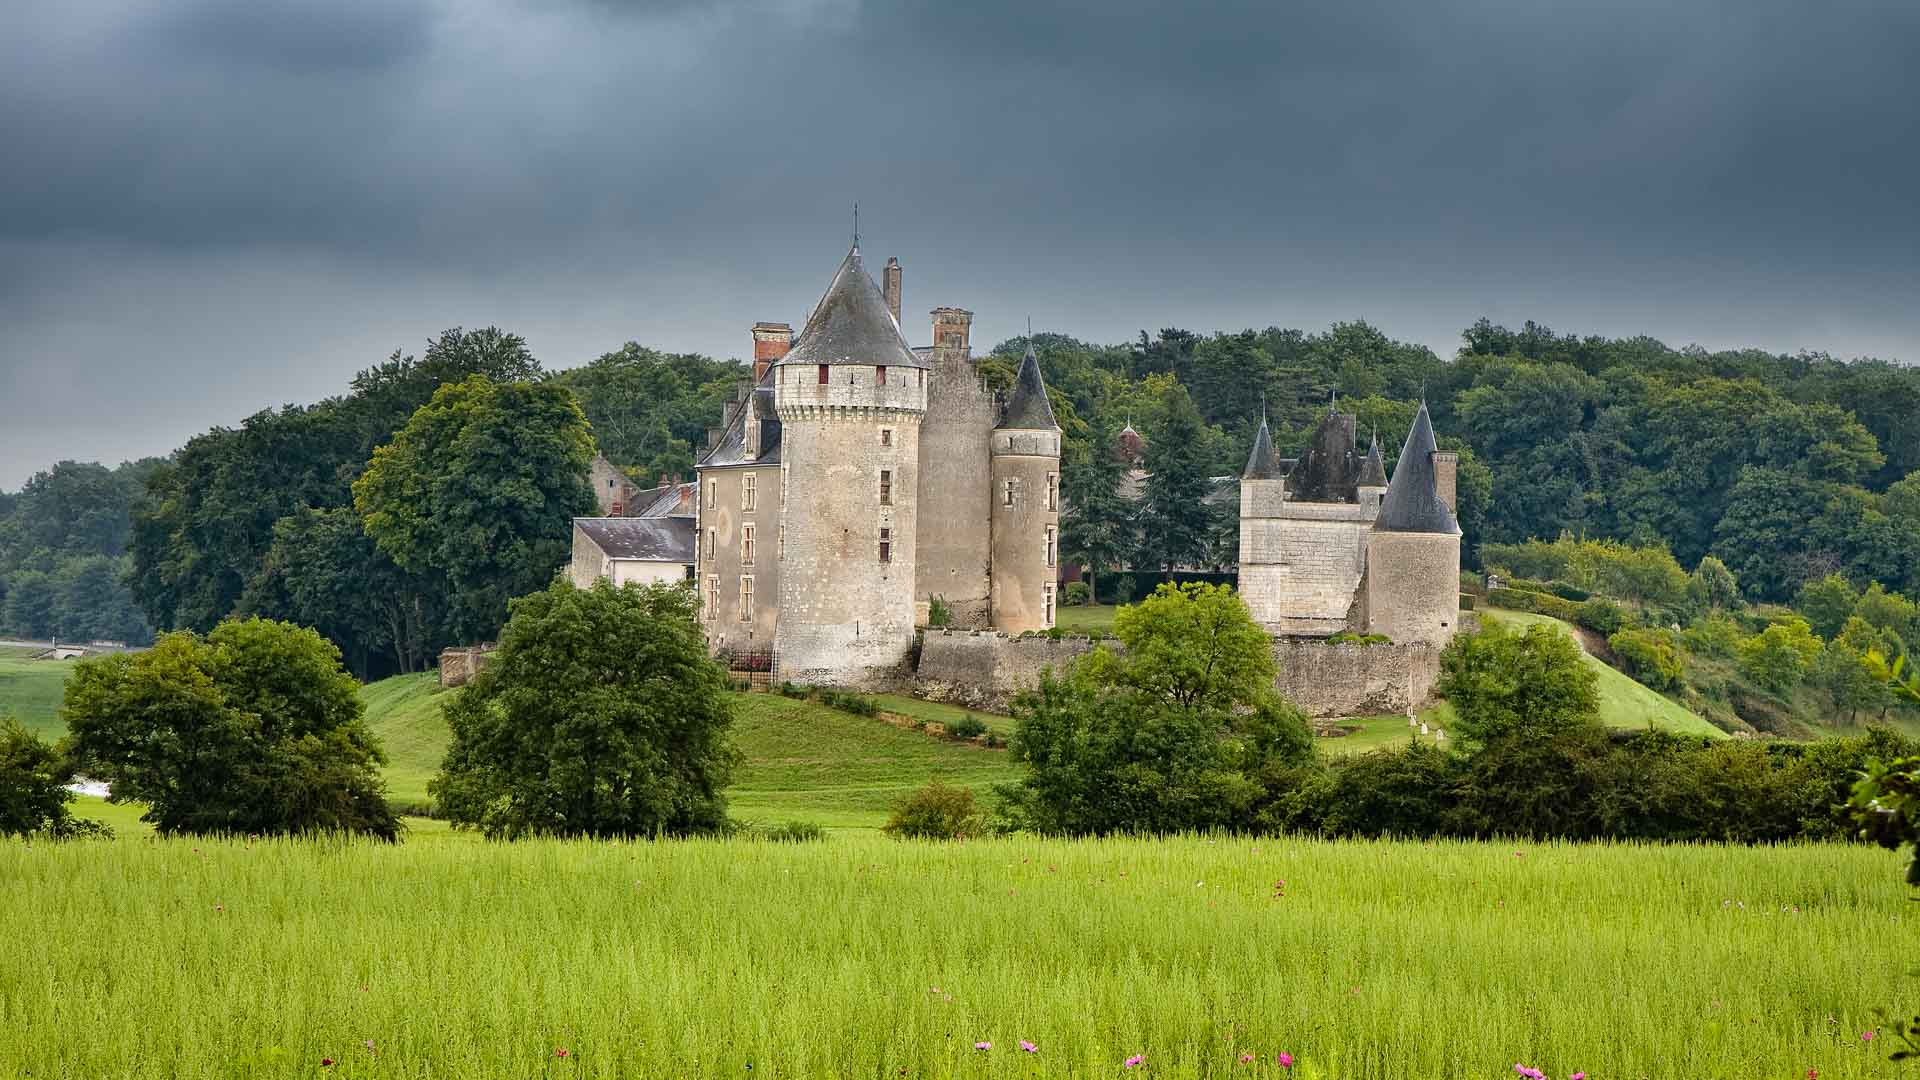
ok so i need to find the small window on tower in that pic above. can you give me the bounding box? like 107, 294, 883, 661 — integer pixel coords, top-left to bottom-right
1043, 583, 1055, 627
879, 469, 892, 506
742, 524, 755, 566
705, 528, 715, 561
880, 428, 893, 447
705, 575, 718, 619
817, 364, 830, 385
1003, 479, 1015, 507
1046, 472, 1057, 511
740, 576, 754, 621
743, 473, 757, 511
876, 365, 887, 386
1045, 525, 1057, 568
879, 527, 892, 564
705, 478, 716, 509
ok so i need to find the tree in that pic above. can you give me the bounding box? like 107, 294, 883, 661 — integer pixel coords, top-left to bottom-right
0, 718, 103, 838
1795, 573, 1860, 640
62, 619, 396, 838
2, 571, 56, 638
1686, 555, 1742, 612
1436, 621, 1600, 745
355, 375, 597, 642
432, 579, 736, 839
1608, 628, 1684, 692
1736, 617, 1824, 695
1132, 385, 1219, 574
1059, 417, 1133, 604
1097, 582, 1279, 714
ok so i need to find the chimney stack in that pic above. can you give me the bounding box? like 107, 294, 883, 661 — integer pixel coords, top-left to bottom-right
930, 307, 973, 355
751, 322, 793, 383
1430, 451, 1458, 514
883, 257, 902, 326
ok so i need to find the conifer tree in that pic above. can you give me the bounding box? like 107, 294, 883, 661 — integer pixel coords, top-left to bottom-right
1060, 418, 1133, 603
1133, 385, 1217, 575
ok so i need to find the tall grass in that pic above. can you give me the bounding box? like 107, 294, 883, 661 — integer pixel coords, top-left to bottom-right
1, 833, 1908, 1078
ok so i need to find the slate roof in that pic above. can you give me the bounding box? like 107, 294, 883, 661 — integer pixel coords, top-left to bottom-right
1357, 431, 1388, 489
698, 380, 782, 468
574, 516, 697, 562
632, 481, 696, 518
779, 246, 926, 369
1374, 403, 1461, 534
1242, 415, 1285, 479
999, 342, 1059, 430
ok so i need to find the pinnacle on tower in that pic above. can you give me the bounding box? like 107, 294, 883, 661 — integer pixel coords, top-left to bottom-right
999, 340, 1059, 430
1243, 413, 1285, 480
1357, 429, 1388, 489
1374, 402, 1460, 534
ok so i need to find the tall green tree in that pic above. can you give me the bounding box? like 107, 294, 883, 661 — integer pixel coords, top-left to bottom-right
1132, 385, 1219, 574
355, 375, 597, 642
1060, 417, 1133, 603
1436, 621, 1600, 746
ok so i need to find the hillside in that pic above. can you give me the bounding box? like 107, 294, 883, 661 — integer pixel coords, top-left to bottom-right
1479, 608, 1723, 738
0, 647, 78, 739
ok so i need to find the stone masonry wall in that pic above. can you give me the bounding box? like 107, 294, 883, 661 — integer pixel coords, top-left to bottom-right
912, 632, 1099, 711
1240, 503, 1373, 635
915, 343, 995, 627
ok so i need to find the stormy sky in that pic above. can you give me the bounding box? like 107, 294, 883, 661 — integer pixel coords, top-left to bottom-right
4, 0, 1918, 487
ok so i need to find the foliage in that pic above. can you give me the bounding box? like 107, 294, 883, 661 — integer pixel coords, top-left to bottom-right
0, 716, 103, 839
1608, 628, 1685, 691
1059, 416, 1135, 603
881, 778, 984, 839
432, 579, 735, 839
1574, 597, 1627, 636
1131, 386, 1220, 573
1436, 621, 1600, 745
1485, 585, 1581, 623
1737, 616, 1824, 695
1326, 631, 1392, 646
0, 459, 161, 644
926, 594, 953, 628
1098, 582, 1277, 714
1063, 581, 1091, 606
1678, 614, 1744, 659
355, 374, 597, 642
944, 714, 988, 741
1481, 536, 1689, 606
548, 343, 743, 485
61, 618, 396, 838
817, 690, 880, 718
732, 819, 826, 843
1686, 555, 1743, 612
1795, 573, 1861, 640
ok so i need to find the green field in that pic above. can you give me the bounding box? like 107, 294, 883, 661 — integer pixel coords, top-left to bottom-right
1481, 607, 1724, 737
2, 831, 1908, 1078
1055, 602, 1120, 633
0, 648, 80, 738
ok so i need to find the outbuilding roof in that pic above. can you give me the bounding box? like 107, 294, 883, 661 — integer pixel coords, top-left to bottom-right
573, 516, 697, 562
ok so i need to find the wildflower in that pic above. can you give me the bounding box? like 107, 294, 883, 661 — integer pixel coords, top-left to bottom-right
1807, 1071, 1818, 1079
555, 1048, 570, 1058
1863, 1031, 1876, 1042
1277, 1051, 1293, 1068
1020, 1040, 1038, 1053
1239, 1053, 1255, 1064
321, 1059, 334, 1068
974, 1042, 991, 1051
1570, 1074, 1586, 1079
1514, 1066, 1545, 1080
1124, 1054, 1145, 1068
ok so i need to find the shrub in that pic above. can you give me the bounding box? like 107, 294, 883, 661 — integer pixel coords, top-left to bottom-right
1737, 617, 1823, 695
778, 681, 810, 700
1064, 581, 1091, 606
1688, 556, 1743, 611
945, 714, 988, 741
883, 779, 983, 839
1547, 580, 1591, 602
927, 595, 954, 628
1486, 587, 1581, 623
63, 619, 396, 839
819, 690, 880, 717
737, 820, 826, 843
1436, 621, 1599, 745
0, 717, 107, 839
1327, 631, 1392, 646
1575, 597, 1627, 636
1608, 628, 1685, 691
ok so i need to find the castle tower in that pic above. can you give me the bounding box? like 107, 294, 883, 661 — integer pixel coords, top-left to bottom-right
989, 342, 1062, 631
772, 245, 929, 685
1237, 413, 1289, 627
1365, 403, 1462, 645
1356, 430, 1388, 512
915, 303, 996, 626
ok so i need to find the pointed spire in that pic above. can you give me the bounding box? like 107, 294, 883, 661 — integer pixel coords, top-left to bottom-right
1374, 402, 1459, 534
1243, 413, 1284, 480
1357, 428, 1388, 489
999, 339, 1059, 430
780, 245, 923, 369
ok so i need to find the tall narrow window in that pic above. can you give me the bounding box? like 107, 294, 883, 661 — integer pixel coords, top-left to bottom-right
743, 473, 756, 511
778, 523, 786, 561
705, 527, 715, 561
1003, 479, 1015, 507
917, 369, 924, 387
1045, 525, 1057, 568
1046, 472, 1057, 511
780, 464, 788, 507
705, 575, 718, 619
876, 365, 887, 386
740, 576, 754, 621
879, 527, 892, 564
879, 469, 892, 506
817, 364, 830, 385
1043, 583, 1055, 627
705, 478, 716, 510
741, 524, 755, 566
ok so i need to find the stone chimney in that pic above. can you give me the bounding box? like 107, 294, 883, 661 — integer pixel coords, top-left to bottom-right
1430, 451, 1458, 514
931, 307, 973, 353
751, 322, 792, 383
883, 258, 902, 326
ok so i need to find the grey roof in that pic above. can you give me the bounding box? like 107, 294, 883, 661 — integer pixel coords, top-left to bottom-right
1374, 403, 1461, 534
633, 481, 696, 518
998, 342, 1059, 430
778, 246, 926, 369
1357, 431, 1388, 488
574, 516, 697, 562
1242, 415, 1285, 479
698, 380, 783, 468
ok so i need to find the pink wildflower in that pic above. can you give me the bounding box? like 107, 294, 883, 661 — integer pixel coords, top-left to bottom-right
1124, 1054, 1145, 1068
554, 1048, 570, 1059
1863, 1031, 1876, 1042
321, 1059, 334, 1068
1020, 1040, 1038, 1053
1514, 1066, 1545, 1080
1277, 1051, 1294, 1068
1239, 1053, 1255, 1064
1571, 1074, 1586, 1080
974, 1042, 991, 1051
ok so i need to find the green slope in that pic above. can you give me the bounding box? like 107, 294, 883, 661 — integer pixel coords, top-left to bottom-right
356, 673, 453, 808
0, 649, 80, 739
1481, 608, 1723, 738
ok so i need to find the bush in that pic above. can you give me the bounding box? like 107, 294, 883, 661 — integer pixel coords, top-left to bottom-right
1064, 581, 1091, 606
1436, 620, 1599, 745
778, 681, 810, 700
883, 779, 983, 839
1608, 628, 1685, 691
0, 717, 107, 839
927, 595, 954, 628
434, 579, 735, 840
1547, 581, 1591, 602
945, 714, 988, 741
63, 618, 397, 839
1737, 616, 1823, 695
1327, 631, 1392, 646
819, 690, 880, 717
1575, 597, 1628, 636
1680, 614, 1745, 658
1485, 586, 1581, 623
736, 820, 826, 843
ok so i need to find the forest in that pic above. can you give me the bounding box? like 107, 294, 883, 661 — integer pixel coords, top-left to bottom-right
3, 316, 1917, 681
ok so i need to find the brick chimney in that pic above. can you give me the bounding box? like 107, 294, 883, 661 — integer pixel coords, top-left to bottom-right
883, 257, 902, 326
931, 307, 973, 353
751, 322, 792, 383
1430, 451, 1458, 514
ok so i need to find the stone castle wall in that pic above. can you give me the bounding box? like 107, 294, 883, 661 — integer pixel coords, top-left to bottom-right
914, 344, 995, 627
912, 632, 1099, 711
1364, 530, 1462, 645
1239, 501, 1374, 636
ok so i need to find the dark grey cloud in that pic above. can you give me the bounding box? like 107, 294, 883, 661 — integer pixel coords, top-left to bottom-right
3, 0, 1919, 486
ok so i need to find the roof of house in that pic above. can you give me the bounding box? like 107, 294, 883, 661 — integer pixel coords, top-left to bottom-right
631, 481, 697, 518
1374, 403, 1461, 535
1242, 415, 1285, 479
999, 342, 1059, 430
574, 516, 697, 562
778, 246, 926, 369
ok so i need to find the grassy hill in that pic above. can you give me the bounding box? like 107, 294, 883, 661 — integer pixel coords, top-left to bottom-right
0, 647, 79, 739
1480, 607, 1724, 738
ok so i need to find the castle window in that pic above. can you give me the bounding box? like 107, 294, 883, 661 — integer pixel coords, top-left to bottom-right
743, 473, 756, 511
780, 464, 788, 507
705, 527, 715, 561
1003, 479, 1015, 507
876, 365, 887, 386
607, 477, 616, 490
1043, 582, 1055, 627
740, 576, 753, 621
778, 523, 786, 561
705, 478, 716, 510
879, 527, 892, 564
1045, 525, 1056, 568
705, 575, 718, 620
1046, 472, 1057, 511
741, 524, 755, 566
880, 428, 893, 447
879, 469, 892, 506
817, 364, 829, 385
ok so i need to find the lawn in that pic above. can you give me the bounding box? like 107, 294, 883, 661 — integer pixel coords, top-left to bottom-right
1481, 607, 1725, 738
0, 650, 80, 739
1055, 602, 1121, 633
1, 831, 1908, 1078
870, 692, 1016, 734
355, 673, 452, 808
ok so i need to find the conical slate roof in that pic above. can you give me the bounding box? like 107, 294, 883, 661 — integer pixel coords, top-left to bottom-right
1243, 415, 1285, 479
1357, 431, 1388, 488
780, 246, 925, 369
999, 342, 1059, 430
1374, 403, 1460, 534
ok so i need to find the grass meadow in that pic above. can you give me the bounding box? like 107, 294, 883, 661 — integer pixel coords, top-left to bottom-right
2, 831, 1910, 1078
0, 646, 78, 739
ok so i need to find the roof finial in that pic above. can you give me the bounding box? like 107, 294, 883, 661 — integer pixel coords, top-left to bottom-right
851, 203, 859, 250
1329, 388, 1338, 415
1027, 315, 1032, 341
1260, 391, 1267, 425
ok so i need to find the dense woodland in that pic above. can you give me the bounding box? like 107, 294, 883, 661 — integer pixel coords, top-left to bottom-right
5, 316, 1920, 685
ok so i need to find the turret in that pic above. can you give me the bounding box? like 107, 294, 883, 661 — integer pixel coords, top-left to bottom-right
1356, 430, 1388, 512
1365, 403, 1462, 645
772, 245, 929, 685
989, 342, 1062, 631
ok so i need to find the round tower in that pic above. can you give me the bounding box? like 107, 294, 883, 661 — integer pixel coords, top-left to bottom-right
773, 246, 929, 686
1365, 403, 1463, 645
990, 343, 1062, 632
